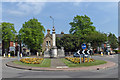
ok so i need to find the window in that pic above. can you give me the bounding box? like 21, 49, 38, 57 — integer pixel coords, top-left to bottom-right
46, 41, 48, 46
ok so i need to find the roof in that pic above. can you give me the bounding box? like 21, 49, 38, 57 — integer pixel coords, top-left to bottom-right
56, 34, 64, 38
50, 34, 64, 38
44, 34, 52, 39
50, 34, 69, 38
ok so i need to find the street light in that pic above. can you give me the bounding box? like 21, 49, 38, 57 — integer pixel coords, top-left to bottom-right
50, 16, 54, 28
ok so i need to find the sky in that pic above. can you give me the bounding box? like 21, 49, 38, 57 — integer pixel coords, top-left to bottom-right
1, 1, 119, 37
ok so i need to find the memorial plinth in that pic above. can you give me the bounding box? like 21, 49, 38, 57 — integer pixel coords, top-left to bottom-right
51, 27, 57, 58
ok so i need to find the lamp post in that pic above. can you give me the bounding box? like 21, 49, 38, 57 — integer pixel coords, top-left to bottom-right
106, 32, 111, 55
50, 16, 56, 47
50, 16, 54, 28
50, 16, 57, 58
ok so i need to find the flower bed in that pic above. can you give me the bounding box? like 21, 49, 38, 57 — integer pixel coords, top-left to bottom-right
65, 57, 95, 64
20, 58, 44, 64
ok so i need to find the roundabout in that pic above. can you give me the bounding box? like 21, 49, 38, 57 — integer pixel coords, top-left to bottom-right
2, 54, 118, 78
5, 57, 117, 71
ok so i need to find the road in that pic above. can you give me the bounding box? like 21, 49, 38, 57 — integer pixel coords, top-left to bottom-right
1, 54, 119, 78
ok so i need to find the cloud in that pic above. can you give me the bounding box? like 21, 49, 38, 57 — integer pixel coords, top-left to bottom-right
7, 9, 25, 15
2, 0, 120, 2
4, 2, 46, 16
2, 0, 47, 2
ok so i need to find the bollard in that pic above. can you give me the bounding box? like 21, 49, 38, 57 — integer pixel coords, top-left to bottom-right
40, 52, 42, 56
101, 52, 103, 56
108, 52, 110, 55
37, 52, 39, 56
17, 52, 20, 60
8, 53, 10, 58
20, 53, 22, 57
3, 54, 5, 58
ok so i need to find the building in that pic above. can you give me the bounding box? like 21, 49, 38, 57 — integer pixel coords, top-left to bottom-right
42, 29, 65, 52
10, 41, 30, 55
42, 29, 53, 52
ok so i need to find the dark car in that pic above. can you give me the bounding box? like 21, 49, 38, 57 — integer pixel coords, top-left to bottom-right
73, 53, 88, 58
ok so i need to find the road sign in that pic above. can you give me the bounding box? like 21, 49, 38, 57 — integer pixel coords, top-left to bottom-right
77, 50, 92, 55
77, 50, 80, 54
82, 50, 85, 54
87, 50, 90, 54
81, 43, 86, 49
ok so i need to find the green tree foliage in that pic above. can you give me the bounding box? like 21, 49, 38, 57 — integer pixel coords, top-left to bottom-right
1, 22, 16, 54
19, 18, 45, 54
56, 34, 80, 52
85, 31, 107, 48
69, 15, 96, 39
108, 33, 118, 49
0, 23, 2, 41
69, 15, 107, 50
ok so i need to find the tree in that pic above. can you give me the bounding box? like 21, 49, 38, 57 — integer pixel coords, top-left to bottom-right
85, 31, 107, 49
19, 18, 45, 54
2, 22, 16, 54
108, 33, 118, 49
69, 15, 107, 52
56, 34, 80, 52
0, 24, 2, 41
69, 15, 96, 41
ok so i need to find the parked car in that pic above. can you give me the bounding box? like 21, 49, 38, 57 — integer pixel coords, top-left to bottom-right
73, 52, 80, 57
73, 52, 88, 58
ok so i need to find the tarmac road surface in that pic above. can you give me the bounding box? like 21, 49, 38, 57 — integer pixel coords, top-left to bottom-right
1, 54, 119, 78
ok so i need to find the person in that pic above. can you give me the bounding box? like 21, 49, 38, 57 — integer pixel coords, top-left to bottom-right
106, 49, 108, 55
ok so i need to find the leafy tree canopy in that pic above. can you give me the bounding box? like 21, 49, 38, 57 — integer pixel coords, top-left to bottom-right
69, 15, 96, 38
108, 33, 118, 49
1, 22, 16, 54
19, 18, 45, 53
69, 15, 107, 49
0, 24, 2, 41
85, 31, 107, 48
2, 22, 16, 42
56, 34, 80, 52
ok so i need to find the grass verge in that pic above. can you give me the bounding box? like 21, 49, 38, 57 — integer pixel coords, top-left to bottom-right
61, 58, 107, 67
13, 59, 51, 67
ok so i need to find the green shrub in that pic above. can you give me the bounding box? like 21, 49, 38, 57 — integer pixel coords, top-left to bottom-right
117, 50, 120, 53
113, 50, 120, 54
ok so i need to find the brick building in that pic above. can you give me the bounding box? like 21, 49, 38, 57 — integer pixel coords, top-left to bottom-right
42, 29, 64, 52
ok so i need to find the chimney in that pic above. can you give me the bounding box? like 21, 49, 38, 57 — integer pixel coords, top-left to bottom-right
47, 29, 50, 34
61, 31, 64, 34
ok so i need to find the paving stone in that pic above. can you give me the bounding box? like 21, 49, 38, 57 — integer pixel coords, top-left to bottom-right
51, 58, 67, 68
